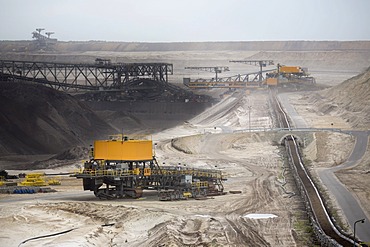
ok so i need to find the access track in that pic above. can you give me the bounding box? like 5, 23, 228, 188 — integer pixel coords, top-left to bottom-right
270, 89, 355, 246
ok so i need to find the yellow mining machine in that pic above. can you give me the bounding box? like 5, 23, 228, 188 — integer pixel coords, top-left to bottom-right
265, 64, 316, 86
183, 61, 315, 89
72, 135, 226, 200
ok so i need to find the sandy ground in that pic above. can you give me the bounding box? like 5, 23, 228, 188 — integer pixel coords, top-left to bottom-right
1, 90, 361, 247
1, 49, 367, 246
1, 91, 311, 247
284, 91, 370, 232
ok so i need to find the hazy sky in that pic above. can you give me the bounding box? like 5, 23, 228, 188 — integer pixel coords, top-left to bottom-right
1, 0, 369, 42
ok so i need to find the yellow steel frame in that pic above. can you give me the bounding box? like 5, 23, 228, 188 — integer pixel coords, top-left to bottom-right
94, 139, 153, 161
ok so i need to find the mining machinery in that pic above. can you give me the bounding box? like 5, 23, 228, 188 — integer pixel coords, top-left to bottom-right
32, 28, 57, 42
183, 65, 263, 89
45, 32, 55, 39
72, 135, 225, 200
31, 28, 57, 50
183, 62, 315, 89
183, 61, 276, 89
0, 59, 173, 93
229, 60, 274, 82
265, 64, 316, 86
184, 66, 230, 82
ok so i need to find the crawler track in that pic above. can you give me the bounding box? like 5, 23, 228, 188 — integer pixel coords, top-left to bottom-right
270, 89, 353, 246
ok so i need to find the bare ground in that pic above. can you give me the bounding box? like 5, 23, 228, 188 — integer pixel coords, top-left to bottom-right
286, 91, 370, 231
0, 94, 357, 246
1, 92, 306, 247
0, 48, 368, 246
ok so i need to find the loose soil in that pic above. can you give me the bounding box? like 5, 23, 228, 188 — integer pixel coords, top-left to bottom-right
1, 44, 369, 246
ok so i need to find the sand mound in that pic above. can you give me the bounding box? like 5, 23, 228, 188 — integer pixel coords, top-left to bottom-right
28, 146, 89, 169
0, 81, 115, 155
310, 67, 370, 129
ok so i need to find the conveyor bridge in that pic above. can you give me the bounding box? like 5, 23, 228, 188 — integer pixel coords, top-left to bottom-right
0, 59, 173, 92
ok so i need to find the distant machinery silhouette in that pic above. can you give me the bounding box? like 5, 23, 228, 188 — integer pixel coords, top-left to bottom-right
35, 28, 45, 34
183, 60, 314, 89
45, 32, 54, 39
184, 66, 230, 82
183, 63, 275, 89
229, 60, 274, 82
31, 28, 57, 50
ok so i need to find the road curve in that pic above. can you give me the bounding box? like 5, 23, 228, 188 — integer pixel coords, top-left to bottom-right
278, 93, 370, 242
319, 131, 370, 242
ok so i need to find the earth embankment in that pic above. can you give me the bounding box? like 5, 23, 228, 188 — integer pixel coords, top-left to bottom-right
86, 100, 213, 136
0, 80, 214, 158
309, 66, 370, 129
0, 82, 115, 155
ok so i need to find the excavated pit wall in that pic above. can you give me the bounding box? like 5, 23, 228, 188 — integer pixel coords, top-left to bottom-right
86, 101, 213, 134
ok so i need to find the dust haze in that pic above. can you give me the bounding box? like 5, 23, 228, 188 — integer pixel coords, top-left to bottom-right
0, 37, 370, 247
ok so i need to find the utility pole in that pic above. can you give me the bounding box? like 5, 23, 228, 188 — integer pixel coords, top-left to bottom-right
353, 219, 365, 247
248, 106, 252, 132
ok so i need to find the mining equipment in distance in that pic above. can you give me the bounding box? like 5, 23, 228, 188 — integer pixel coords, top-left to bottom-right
265, 64, 316, 86
183, 62, 315, 89
72, 135, 226, 200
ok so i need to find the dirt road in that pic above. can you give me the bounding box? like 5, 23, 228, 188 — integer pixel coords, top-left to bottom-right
1, 91, 307, 247
1, 50, 367, 246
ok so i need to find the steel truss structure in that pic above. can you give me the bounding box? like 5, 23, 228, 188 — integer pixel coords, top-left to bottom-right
184, 66, 230, 82
0, 60, 173, 92
73, 159, 225, 200
229, 60, 274, 82
183, 60, 276, 89
183, 69, 275, 89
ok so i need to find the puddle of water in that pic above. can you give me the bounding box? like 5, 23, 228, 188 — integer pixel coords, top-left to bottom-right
243, 213, 278, 219
194, 214, 211, 218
